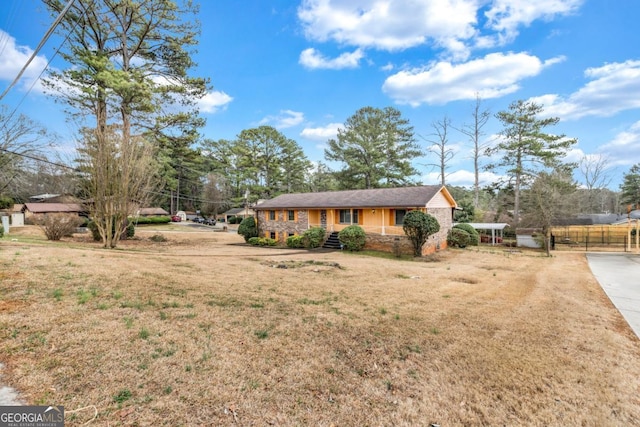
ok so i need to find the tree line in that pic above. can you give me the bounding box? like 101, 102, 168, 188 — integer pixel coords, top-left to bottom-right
1, 0, 639, 248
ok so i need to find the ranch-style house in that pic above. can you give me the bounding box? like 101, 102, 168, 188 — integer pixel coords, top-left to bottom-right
253, 185, 458, 255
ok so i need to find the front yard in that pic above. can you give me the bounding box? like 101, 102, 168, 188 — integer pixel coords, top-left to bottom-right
0, 226, 638, 425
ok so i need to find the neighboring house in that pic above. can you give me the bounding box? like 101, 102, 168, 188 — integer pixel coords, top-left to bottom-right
253, 185, 458, 255
220, 207, 255, 222
22, 203, 87, 220
137, 207, 170, 217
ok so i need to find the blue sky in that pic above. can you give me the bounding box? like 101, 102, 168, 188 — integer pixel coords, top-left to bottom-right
1, 0, 639, 189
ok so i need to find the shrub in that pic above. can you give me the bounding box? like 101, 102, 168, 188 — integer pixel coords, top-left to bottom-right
228, 216, 243, 224
126, 222, 135, 238
87, 220, 101, 241
149, 234, 167, 242
87, 218, 135, 242
338, 225, 366, 251
248, 237, 277, 246
402, 211, 440, 257
0, 196, 13, 210
35, 213, 83, 241
447, 228, 471, 248
133, 215, 171, 225
0, 223, 4, 238
302, 227, 326, 248
286, 235, 304, 248
237, 217, 258, 242
452, 223, 479, 246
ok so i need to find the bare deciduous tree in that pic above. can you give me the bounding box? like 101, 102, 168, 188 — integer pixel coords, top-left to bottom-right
456, 95, 491, 207
578, 154, 613, 212
422, 116, 455, 187
0, 106, 50, 200
78, 127, 157, 247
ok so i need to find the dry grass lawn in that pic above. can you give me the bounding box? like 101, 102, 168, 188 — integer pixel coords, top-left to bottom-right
0, 225, 639, 426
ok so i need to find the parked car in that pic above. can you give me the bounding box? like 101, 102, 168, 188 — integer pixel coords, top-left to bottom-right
171, 215, 181, 222
204, 218, 217, 226
192, 217, 203, 223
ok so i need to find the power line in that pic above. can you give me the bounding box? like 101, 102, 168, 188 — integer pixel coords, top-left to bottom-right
0, 147, 79, 172
0, 0, 76, 101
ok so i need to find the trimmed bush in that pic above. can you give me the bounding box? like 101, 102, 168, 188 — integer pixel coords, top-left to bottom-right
302, 227, 326, 248
133, 216, 171, 225
452, 223, 479, 246
237, 217, 258, 242
447, 228, 471, 248
338, 225, 366, 251
286, 235, 304, 248
228, 216, 243, 224
248, 237, 277, 246
402, 211, 440, 257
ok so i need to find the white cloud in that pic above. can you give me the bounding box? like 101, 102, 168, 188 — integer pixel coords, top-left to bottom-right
530, 60, 640, 120
421, 169, 503, 187
298, 0, 477, 59
198, 90, 233, 113
260, 110, 305, 129
300, 122, 344, 141
383, 52, 563, 106
0, 29, 49, 94
299, 47, 364, 69
597, 120, 640, 167
297, 0, 584, 60
485, 0, 584, 46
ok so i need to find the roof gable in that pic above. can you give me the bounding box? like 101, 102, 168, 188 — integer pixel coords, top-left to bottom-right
255, 186, 456, 210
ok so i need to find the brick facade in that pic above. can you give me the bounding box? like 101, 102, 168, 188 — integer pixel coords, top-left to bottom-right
257, 207, 453, 255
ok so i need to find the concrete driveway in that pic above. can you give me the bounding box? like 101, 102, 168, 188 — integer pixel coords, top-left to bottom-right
587, 253, 640, 339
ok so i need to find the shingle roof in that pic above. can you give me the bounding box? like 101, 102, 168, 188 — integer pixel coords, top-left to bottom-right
254, 185, 450, 210
138, 207, 169, 216
23, 203, 85, 213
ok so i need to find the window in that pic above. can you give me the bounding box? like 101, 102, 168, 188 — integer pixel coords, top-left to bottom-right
288, 210, 295, 221
339, 209, 358, 224
270, 231, 276, 239
269, 210, 275, 220
339, 209, 351, 224
395, 209, 407, 225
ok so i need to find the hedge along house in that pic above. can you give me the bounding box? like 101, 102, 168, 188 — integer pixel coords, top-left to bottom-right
253, 185, 458, 255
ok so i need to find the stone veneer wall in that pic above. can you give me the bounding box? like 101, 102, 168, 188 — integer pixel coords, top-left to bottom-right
425, 207, 453, 254
257, 210, 309, 243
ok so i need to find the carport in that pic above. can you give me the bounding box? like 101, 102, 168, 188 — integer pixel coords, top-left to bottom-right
458, 223, 510, 245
